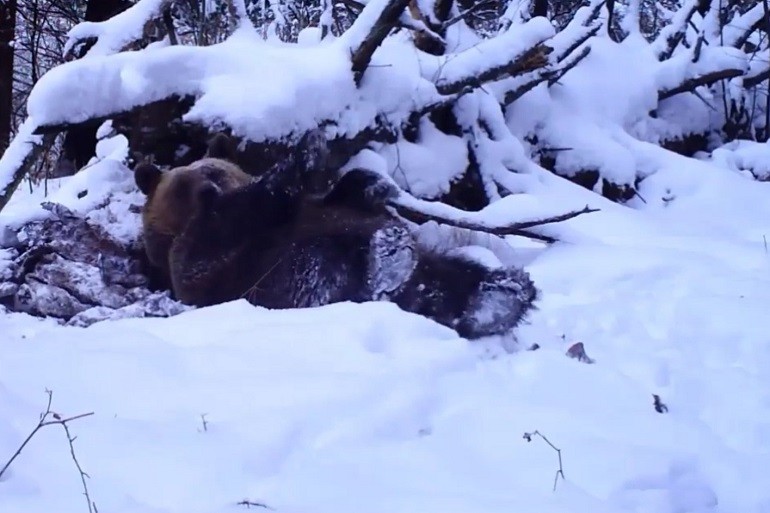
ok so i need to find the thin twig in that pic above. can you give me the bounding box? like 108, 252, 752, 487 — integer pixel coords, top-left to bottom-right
523, 430, 565, 491
237, 499, 274, 509
441, 0, 496, 29
0, 390, 95, 512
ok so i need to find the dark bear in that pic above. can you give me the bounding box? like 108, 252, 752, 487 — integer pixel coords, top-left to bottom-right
134, 132, 538, 339
134, 135, 254, 288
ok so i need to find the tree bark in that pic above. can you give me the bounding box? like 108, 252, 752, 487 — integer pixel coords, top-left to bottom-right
0, 0, 17, 157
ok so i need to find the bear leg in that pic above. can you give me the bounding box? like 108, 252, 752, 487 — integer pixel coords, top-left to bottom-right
456, 266, 538, 339
367, 223, 417, 300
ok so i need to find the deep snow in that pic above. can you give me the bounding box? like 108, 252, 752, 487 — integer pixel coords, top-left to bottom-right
1, 145, 770, 513
2, 4, 770, 512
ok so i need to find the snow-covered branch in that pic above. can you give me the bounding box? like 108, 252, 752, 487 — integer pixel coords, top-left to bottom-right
723, 3, 766, 49
433, 18, 555, 95
499, 20, 598, 106
391, 196, 599, 243
653, 0, 700, 61
744, 65, 770, 90
346, 0, 413, 84
63, 0, 173, 60
657, 46, 748, 100
659, 68, 743, 100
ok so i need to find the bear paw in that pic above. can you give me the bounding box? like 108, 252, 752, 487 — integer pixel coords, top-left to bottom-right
325, 168, 399, 213
457, 266, 538, 339
367, 224, 417, 300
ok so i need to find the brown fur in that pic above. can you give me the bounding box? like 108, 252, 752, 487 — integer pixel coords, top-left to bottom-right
137, 157, 253, 283
134, 133, 538, 340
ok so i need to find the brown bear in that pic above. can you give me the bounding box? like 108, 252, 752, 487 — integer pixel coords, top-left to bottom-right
134, 135, 254, 289
134, 131, 538, 339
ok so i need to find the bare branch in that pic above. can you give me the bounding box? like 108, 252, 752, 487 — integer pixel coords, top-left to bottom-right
0, 390, 95, 513
237, 500, 274, 509
583, 0, 608, 26
744, 64, 770, 89
391, 198, 598, 243
441, 0, 496, 30
162, 8, 179, 45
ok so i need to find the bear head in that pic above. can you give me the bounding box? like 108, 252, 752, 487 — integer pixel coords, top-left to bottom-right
133, 133, 254, 281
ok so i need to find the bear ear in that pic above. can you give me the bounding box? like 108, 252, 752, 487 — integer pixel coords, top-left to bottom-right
134, 162, 163, 195
205, 132, 237, 161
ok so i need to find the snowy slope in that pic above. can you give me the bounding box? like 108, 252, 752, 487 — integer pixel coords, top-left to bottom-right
2, 148, 770, 513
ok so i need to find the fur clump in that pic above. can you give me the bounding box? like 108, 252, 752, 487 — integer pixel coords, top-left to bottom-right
134, 132, 538, 339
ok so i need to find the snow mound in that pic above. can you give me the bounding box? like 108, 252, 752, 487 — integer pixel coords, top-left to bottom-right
709, 140, 770, 181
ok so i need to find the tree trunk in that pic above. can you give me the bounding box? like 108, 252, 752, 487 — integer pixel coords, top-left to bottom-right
0, 0, 16, 157
55, 0, 133, 177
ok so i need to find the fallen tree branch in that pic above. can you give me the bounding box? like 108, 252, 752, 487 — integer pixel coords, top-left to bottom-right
658, 68, 744, 100
350, 0, 413, 85
391, 198, 598, 242
436, 43, 554, 95
502, 41, 592, 105
549, 44, 591, 86
553, 23, 600, 63
502, 69, 556, 105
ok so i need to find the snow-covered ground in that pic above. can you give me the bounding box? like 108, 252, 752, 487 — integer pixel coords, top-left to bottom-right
1, 140, 769, 513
